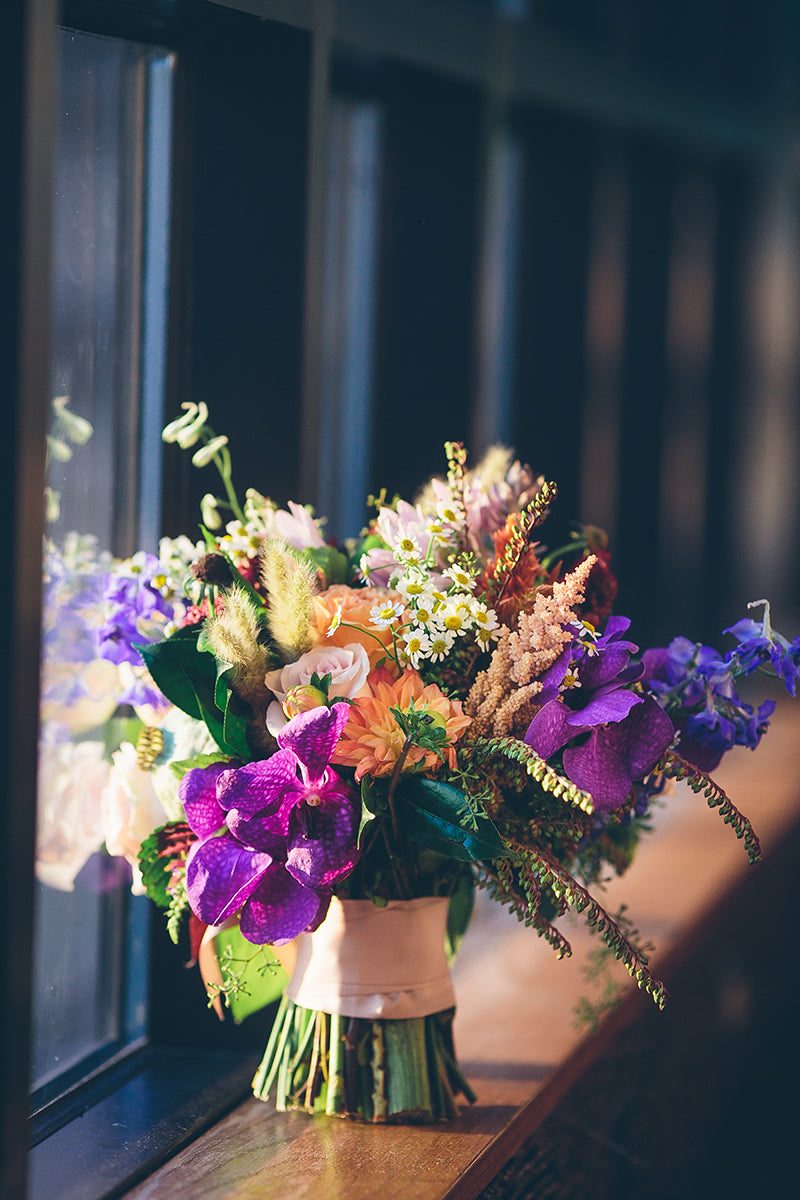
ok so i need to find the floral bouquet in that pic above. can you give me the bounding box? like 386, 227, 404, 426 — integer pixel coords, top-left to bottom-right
97, 402, 799, 1124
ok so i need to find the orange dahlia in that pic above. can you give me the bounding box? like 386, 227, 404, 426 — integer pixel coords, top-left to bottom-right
330, 665, 471, 782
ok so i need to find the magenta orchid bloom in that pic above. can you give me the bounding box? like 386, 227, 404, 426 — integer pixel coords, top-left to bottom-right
183, 703, 360, 945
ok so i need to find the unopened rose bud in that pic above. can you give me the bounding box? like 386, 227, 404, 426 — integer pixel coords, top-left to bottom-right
282, 685, 327, 719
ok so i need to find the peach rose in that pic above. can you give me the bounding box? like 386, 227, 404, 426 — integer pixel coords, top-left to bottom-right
312, 584, 405, 669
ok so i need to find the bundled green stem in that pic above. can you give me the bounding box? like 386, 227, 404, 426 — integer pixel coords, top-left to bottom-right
252, 997, 476, 1122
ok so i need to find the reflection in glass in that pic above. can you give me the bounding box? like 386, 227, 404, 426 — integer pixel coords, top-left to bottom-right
31, 30, 173, 1101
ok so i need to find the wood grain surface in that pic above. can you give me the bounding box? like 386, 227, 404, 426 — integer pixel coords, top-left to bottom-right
123, 701, 800, 1200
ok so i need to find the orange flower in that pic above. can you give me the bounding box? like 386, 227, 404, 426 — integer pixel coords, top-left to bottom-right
330, 665, 471, 782
312, 584, 405, 670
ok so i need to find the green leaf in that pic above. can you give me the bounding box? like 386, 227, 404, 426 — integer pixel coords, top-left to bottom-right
446, 871, 475, 963
136, 627, 251, 759
169, 751, 232, 781
304, 545, 350, 587
137, 829, 173, 909
358, 774, 386, 848
394, 777, 507, 862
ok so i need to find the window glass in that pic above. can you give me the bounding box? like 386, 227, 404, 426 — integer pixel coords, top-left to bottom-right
31, 28, 173, 1104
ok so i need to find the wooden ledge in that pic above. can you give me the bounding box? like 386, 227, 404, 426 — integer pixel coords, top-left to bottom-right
122, 702, 800, 1200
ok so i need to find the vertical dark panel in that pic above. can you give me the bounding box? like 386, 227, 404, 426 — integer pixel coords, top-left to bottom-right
161, 9, 310, 534
511, 111, 595, 551
615, 139, 675, 644
702, 162, 756, 643
1, 3, 57, 1198
370, 64, 482, 502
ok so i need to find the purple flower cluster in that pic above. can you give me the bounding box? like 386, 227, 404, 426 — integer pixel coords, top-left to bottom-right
183, 704, 361, 944
640, 602, 800, 772
524, 617, 675, 813
97, 553, 180, 667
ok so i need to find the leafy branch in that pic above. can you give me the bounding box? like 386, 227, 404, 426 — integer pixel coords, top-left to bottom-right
658, 749, 762, 865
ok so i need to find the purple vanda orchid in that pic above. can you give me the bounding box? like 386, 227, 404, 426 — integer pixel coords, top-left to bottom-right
525, 617, 675, 813
182, 703, 360, 945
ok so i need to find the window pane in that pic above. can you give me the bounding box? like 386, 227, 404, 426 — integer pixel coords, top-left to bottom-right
31, 28, 173, 1102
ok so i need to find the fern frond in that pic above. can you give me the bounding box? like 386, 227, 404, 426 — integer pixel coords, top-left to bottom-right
658, 750, 762, 866
476, 859, 573, 960
507, 838, 668, 1009
468, 734, 595, 813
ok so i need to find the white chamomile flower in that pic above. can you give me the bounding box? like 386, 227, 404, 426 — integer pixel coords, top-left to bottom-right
395, 572, 429, 600
327, 603, 344, 637
438, 601, 470, 636
473, 603, 500, 633
370, 600, 405, 629
475, 625, 500, 648
428, 629, 456, 661
393, 533, 423, 563
424, 519, 450, 545
445, 563, 476, 591
401, 628, 431, 668
411, 597, 438, 626
437, 498, 465, 526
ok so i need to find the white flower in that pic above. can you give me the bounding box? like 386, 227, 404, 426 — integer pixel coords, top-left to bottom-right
102, 742, 169, 893
428, 629, 456, 661
393, 533, 423, 564
437, 600, 471, 636
445, 563, 476, 591
35, 736, 110, 891
370, 600, 405, 629
400, 628, 432, 668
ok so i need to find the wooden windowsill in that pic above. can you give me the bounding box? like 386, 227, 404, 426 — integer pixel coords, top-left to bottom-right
122, 701, 800, 1200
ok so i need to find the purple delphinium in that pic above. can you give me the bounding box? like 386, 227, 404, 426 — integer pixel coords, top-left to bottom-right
97, 552, 184, 667
640, 604, 792, 772
524, 617, 675, 814
183, 704, 360, 945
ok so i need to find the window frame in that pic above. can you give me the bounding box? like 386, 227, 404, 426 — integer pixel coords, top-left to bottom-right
6, 1, 798, 1197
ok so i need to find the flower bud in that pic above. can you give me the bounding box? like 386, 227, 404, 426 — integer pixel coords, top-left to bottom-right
190, 552, 234, 587
282, 685, 327, 719
162, 401, 209, 446
191, 434, 228, 467
200, 493, 222, 530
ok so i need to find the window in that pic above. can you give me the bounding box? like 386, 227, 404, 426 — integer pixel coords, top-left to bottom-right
31, 27, 173, 1109
5, 3, 799, 1198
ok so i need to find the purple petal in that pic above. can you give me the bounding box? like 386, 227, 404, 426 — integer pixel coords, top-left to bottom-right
524, 699, 575, 759
277, 703, 350, 783
607, 695, 675, 778
186, 835, 273, 927
569, 688, 642, 727
578, 646, 633, 690
239, 865, 326, 945
180, 762, 231, 838
227, 803, 291, 852
563, 733, 633, 813
285, 782, 361, 888
217, 749, 300, 817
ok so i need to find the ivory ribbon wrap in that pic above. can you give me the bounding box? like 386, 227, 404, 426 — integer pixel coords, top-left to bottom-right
285, 896, 455, 1020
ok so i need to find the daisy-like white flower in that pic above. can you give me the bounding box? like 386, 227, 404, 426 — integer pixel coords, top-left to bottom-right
445, 563, 476, 591
370, 600, 405, 629
428, 629, 456, 661
424, 518, 451, 546
473, 602, 500, 634
436, 497, 465, 526
393, 533, 423, 563
475, 624, 500, 649
326, 603, 344, 637
395, 572, 430, 601
401, 628, 432, 668
438, 600, 472, 636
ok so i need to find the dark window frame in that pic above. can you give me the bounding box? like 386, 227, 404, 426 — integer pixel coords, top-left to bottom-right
5, 1, 798, 1198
